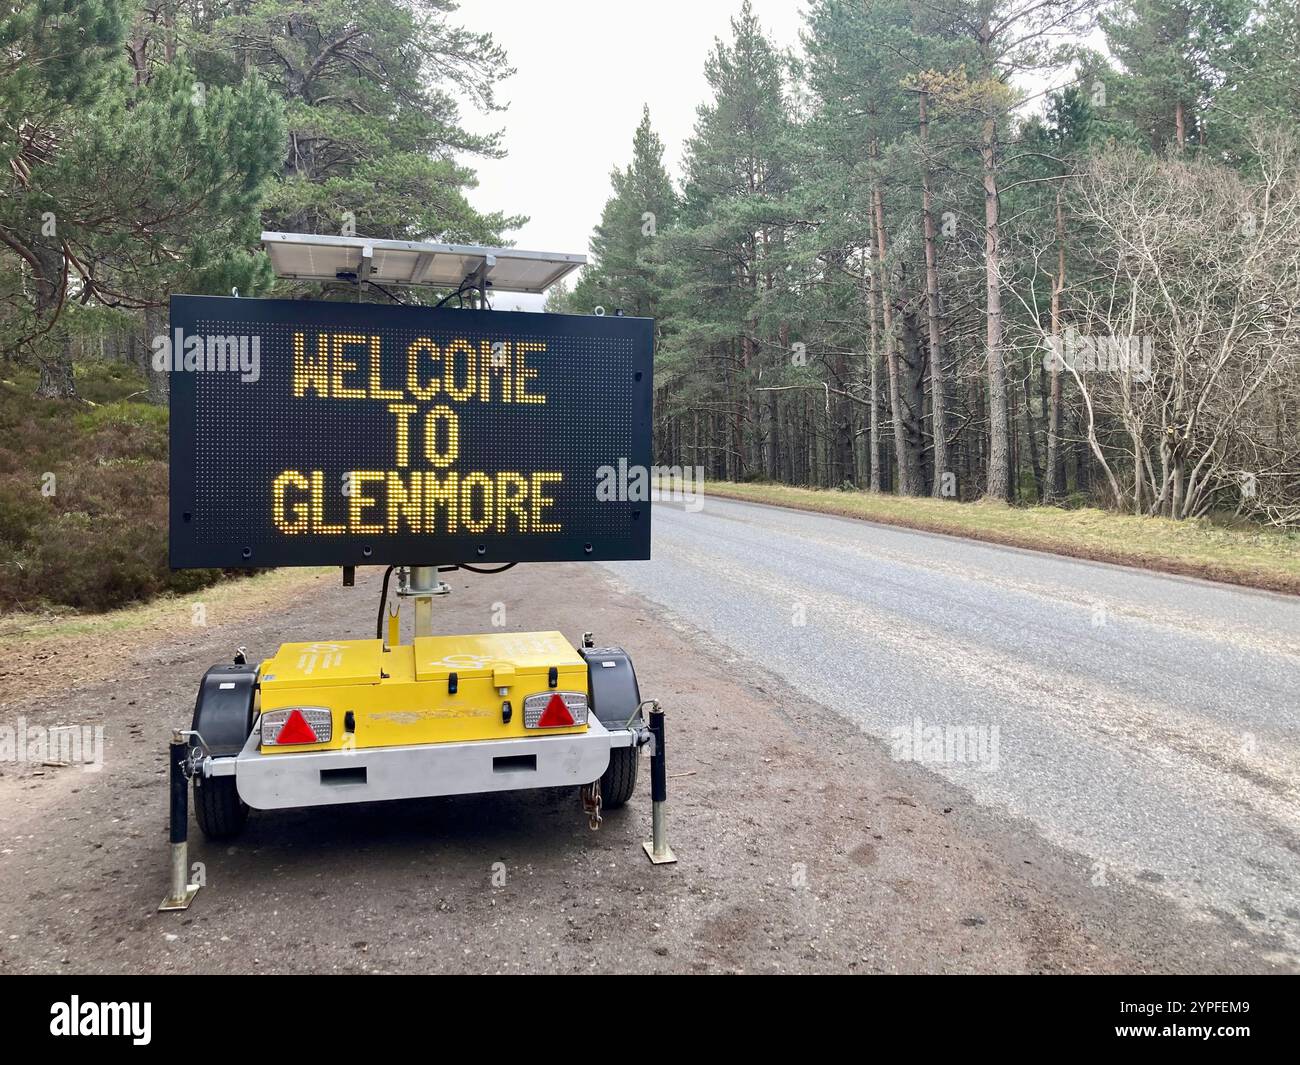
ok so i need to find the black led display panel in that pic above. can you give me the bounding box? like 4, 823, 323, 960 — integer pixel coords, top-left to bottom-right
168, 295, 653, 568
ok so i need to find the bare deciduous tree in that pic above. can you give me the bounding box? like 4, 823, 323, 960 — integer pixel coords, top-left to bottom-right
1060, 128, 1300, 521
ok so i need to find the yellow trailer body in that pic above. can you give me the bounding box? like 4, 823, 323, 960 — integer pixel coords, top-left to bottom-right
258, 631, 589, 752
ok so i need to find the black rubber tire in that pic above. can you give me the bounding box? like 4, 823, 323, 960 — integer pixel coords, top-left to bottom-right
599, 746, 639, 809
193, 775, 249, 840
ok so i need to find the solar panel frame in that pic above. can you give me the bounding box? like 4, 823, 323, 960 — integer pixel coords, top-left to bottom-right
261, 232, 586, 294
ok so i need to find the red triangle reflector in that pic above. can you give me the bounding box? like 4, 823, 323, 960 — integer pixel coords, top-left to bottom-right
537, 693, 575, 728
275, 708, 318, 744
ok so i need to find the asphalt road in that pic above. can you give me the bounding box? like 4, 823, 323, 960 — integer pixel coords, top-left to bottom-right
603, 497, 1300, 962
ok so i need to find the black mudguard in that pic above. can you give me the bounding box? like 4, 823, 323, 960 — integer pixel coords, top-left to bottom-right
580, 646, 642, 731
191, 664, 258, 757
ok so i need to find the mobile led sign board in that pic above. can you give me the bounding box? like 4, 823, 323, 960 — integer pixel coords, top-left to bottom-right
168, 296, 653, 568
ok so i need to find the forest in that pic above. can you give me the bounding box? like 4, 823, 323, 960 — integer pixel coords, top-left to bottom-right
1, 1, 1298, 611
0, 1, 518, 608
0, 1, 517, 397
558, 0, 1300, 528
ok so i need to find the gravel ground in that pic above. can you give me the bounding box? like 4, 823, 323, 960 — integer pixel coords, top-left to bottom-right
0, 550, 1290, 973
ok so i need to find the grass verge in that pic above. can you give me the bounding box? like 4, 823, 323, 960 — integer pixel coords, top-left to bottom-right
702, 481, 1300, 595
0, 566, 330, 644
0, 566, 332, 702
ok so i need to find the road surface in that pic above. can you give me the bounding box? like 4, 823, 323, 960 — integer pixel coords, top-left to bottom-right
603, 497, 1300, 963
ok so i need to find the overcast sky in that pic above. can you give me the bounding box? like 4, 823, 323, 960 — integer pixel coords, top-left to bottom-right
456, 0, 807, 309
454, 1, 1094, 310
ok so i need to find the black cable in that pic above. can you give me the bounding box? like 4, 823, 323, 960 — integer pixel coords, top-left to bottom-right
363, 279, 407, 305
375, 565, 395, 639
457, 562, 516, 575
433, 281, 475, 309
375, 561, 511, 641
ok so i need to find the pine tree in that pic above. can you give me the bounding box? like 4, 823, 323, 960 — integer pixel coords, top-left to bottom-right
0, 0, 127, 395
1100, 0, 1250, 152
800, 0, 909, 491
658, 0, 795, 481
1217, 0, 1300, 164
929, 0, 1092, 501
86, 58, 285, 401
203, 0, 523, 246
1004, 86, 1102, 501
570, 106, 678, 319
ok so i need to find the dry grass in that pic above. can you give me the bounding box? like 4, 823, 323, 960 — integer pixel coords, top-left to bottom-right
703, 481, 1300, 595
0, 565, 330, 702
0, 565, 328, 643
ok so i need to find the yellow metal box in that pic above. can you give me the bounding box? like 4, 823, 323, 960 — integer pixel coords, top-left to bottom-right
258, 631, 588, 752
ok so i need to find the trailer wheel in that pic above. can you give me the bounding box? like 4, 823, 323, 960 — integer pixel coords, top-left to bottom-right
599, 745, 638, 809
194, 776, 248, 840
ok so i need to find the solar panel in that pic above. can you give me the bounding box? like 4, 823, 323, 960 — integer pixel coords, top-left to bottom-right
261, 232, 585, 295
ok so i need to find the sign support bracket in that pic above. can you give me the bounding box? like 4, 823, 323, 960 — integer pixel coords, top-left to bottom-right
464, 254, 495, 309
355, 244, 373, 302
398, 566, 451, 638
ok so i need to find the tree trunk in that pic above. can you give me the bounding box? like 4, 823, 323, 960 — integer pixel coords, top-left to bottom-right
1022, 374, 1043, 500
1071, 403, 1091, 495
35, 337, 77, 398
766, 388, 780, 480
918, 90, 950, 498
731, 340, 745, 480
832, 352, 855, 485
967, 374, 985, 497
866, 262, 882, 493
1044, 191, 1066, 502
142, 306, 170, 405
897, 309, 927, 494
31, 242, 77, 400
981, 104, 1011, 501
872, 164, 921, 496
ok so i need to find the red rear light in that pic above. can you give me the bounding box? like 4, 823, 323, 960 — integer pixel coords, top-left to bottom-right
537, 692, 574, 728
275, 708, 319, 744
522, 691, 588, 728
261, 707, 332, 745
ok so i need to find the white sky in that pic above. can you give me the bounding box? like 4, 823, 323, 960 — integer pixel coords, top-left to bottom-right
456, 0, 807, 309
